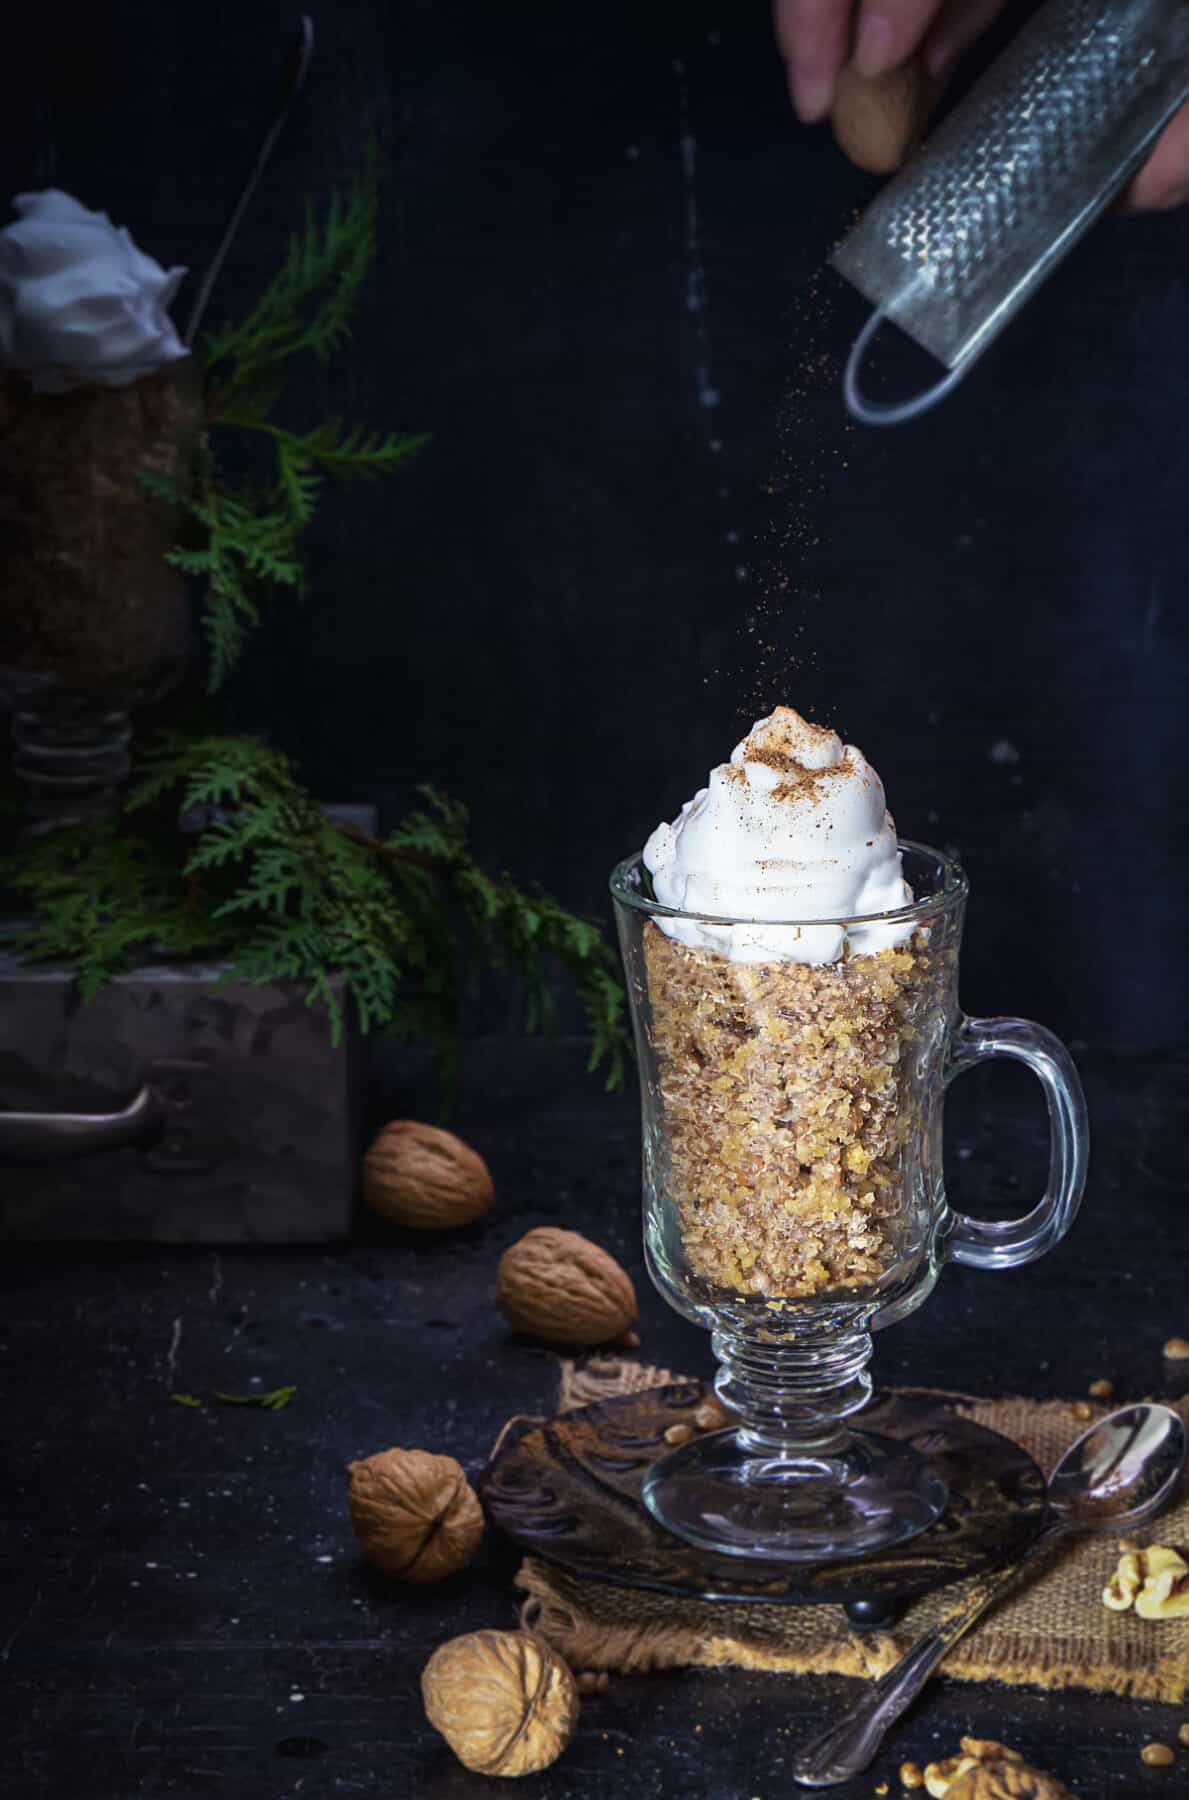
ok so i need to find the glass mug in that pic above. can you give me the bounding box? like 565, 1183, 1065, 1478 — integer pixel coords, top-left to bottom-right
611, 843, 1088, 1564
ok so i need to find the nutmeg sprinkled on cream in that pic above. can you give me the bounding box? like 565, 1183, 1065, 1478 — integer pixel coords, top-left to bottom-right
643, 704, 913, 964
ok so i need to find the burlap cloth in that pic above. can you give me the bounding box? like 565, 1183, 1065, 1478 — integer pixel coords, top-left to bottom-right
510, 1360, 1189, 1702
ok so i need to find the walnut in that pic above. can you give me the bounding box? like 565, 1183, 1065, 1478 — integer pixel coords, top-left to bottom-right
830, 56, 931, 174
496, 1227, 638, 1347
924, 1740, 1077, 1800
925, 1743, 1024, 1797
347, 1447, 483, 1582
1104, 1550, 1145, 1611
421, 1629, 579, 1775
946, 1766, 1077, 1799
1102, 1545, 1189, 1618
363, 1120, 493, 1229
1136, 1549, 1189, 1620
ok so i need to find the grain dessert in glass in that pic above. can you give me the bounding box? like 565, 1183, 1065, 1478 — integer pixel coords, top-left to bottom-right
612, 707, 1087, 1562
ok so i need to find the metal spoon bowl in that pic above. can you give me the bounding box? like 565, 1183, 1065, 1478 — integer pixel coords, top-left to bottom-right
793, 1403, 1186, 1788
1047, 1404, 1185, 1525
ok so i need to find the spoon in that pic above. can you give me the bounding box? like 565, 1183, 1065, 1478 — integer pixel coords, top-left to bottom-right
793, 1403, 1186, 1788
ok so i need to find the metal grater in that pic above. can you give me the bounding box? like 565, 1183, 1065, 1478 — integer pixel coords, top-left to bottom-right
831, 0, 1189, 424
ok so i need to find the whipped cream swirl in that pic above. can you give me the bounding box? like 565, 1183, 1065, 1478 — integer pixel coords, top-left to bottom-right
642, 706, 914, 964
0, 190, 188, 392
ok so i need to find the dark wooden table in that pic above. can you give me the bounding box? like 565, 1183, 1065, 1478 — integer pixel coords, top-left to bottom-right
2, 1040, 1185, 1799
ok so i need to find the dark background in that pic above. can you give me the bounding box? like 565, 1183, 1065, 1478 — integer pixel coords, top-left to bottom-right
8, 0, 1188, 1054
4, 11, 1189, 1796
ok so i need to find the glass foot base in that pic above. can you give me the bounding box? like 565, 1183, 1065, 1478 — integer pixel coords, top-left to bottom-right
642, 1426, 948, 1563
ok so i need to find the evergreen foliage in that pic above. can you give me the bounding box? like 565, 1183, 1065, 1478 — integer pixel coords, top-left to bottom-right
1, 736, 628, 1087
146, 158, 426, 690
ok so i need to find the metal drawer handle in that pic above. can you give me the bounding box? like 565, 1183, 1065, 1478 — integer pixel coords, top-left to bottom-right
0, 1084, 166, 1164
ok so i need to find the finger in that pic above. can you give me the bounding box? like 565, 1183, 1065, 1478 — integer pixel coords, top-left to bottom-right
921, 0, 1008, 83
853, 0, 947, 78
773, 0, 854, 123
1121, 102, 1189, 212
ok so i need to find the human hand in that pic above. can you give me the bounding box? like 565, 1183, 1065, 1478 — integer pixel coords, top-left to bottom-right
773, 0, 1189, 210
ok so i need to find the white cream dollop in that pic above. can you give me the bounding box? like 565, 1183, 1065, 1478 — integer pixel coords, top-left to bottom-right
642, 705, 914, 964
0, 190, 188, 392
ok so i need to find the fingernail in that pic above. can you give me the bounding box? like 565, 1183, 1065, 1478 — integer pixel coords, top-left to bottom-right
791, 66, 834, 124
854, 11, 897, 77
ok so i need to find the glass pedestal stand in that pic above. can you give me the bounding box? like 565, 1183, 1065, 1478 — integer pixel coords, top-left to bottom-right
643, 1308, 947, 1562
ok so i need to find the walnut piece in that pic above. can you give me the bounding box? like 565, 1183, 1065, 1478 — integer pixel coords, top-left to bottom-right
695, 1395, 733, 1432
1103, 1550, 1145, 1611
924, 1739, 1078, 1800
497, 1227, 637, 1348
1102, 1545, 1189, 1618
347, 1446, 483, 1582
421, 1629, 579, 1776
363, 1120, 493, 1229
925, 1755, 967, 1796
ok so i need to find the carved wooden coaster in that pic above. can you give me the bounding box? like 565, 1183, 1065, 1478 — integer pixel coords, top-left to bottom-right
481, 1386, 1049, 1629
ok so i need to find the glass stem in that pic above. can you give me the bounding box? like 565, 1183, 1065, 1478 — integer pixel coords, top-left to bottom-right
712, 1314, 875, 1458
12, 703, 132, 828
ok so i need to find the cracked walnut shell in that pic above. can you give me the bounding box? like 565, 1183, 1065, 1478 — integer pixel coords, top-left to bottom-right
497, 1227, 638, 1348
363, 1120, 493, 1229
925, 1739, 1078, 1800
1103, 1544, 1189, 1618
421, 1629, 579, 1775
347, 1447, 483, 1582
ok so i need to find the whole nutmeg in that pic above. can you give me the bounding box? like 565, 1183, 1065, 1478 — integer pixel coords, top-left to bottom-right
347, 1446, 483, 1582
831, 56, 931, 175
363, 1120, 493, 1229
422, 1628, 579, 1776
497, 1227, 638, 1348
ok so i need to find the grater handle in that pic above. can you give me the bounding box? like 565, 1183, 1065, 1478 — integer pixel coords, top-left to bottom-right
843, 300, 969, 427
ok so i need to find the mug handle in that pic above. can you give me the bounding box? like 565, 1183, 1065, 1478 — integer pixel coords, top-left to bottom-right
943, 1016, 1089, 1270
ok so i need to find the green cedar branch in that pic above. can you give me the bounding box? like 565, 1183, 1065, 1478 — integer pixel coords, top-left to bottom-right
154, 154, 425, 692
0, 734, 629, 1089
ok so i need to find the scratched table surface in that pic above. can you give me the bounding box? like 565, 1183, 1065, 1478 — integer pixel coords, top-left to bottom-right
2, 1038, 1186, 1800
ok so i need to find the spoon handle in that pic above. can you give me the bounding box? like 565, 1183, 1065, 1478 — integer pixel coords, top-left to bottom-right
792, 1522, 1065, 1788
